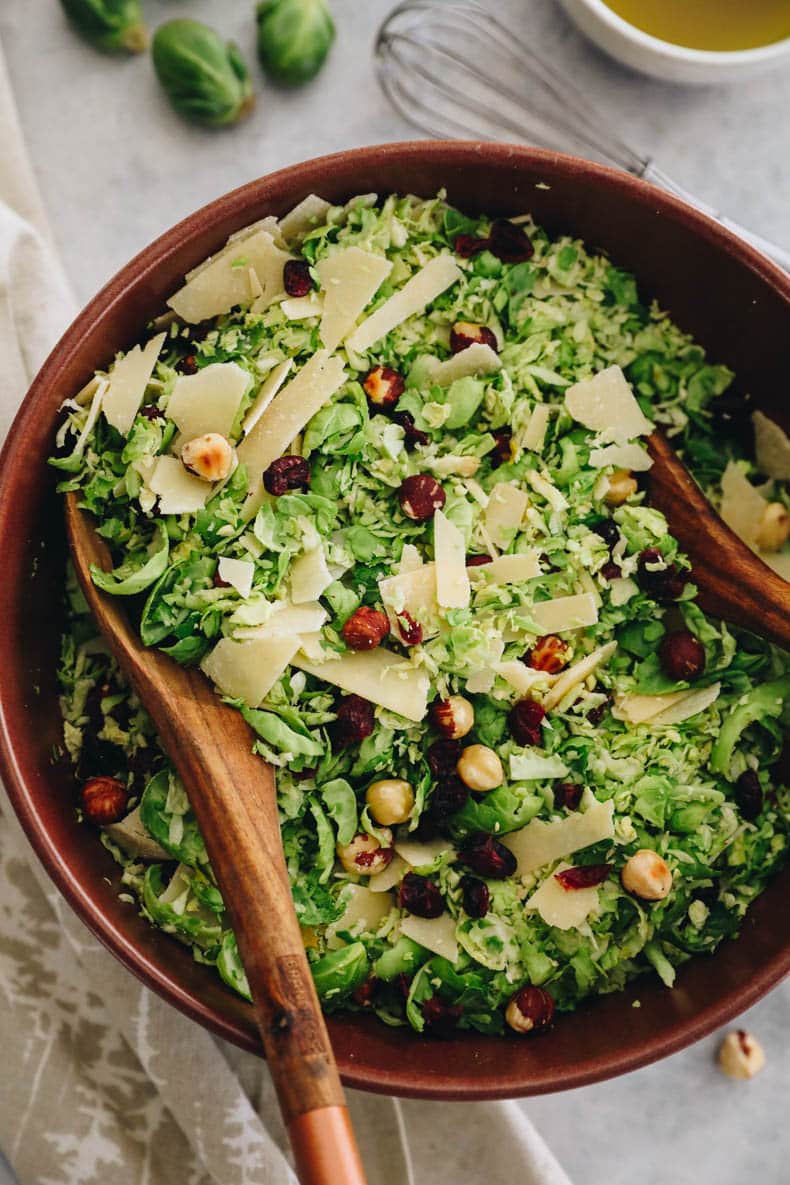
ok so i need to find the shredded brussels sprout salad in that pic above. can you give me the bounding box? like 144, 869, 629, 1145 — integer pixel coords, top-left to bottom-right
53, 191, 790, 1036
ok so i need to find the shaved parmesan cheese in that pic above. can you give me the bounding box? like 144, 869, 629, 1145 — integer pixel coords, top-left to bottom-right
168, 230, 292, 323
509, 753, 569, 781
279, 194, 331, 242
494, 662, 550, 697
73, 378, 107, 457
526, 862, 600, 930
379, 564, 440, 641
434, 510, 470, 609
650, 681, 721, 726
719, 460, 767, 549
104, 805, 169, 862
394, 837, 452, 868
531, 593, 599, 634
292, 648, 430, 722
103, 333, 165, 436
430, 343, 501, 387
432, 455, 481, 478
225, 215, 284, 250
217, 557, 254, 599
237, 351, 346, 515
400, 913, 458, 964
241, 360, 292, 436
201, 634, 301, 706
398, 544, 423, 575
753, 411, 790, 480
469, 551, 542, 585
345, 254, 462, 354
589, 442, 653, 472
234, 602, 327, 641
369, 853, 409, 893
542, 641, 617, 712
149, 456, 211, 515
613, 689, 691, 725
565, 365, 653, 445
524, 469, 568, 513
521, 404, 551, 453
317, 247, 393, 352
502, 793, 614, 876
281, 292, 325, 321
327, 886, 393, 948
166, 363, 249, 443
484, 483, 528, 547
290, 547, 333, 604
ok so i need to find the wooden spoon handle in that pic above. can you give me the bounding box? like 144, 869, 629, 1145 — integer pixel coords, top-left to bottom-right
647, 433, 790, 650
64, 496, 367, 1184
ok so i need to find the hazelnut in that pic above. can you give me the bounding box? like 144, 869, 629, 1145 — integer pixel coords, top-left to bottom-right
363, 365, 405, 410
659, 630, 706, 682
717, 1029, 766, 1080
342, 606, 390, 651
81, 776, 128, 826
524, 634, 569, 674
450, 321, 499, 354
398, 474, 446, 522
181, 433, 235, 482
755, 501, 790, 552
337, 830, 394, 877
457, 744, 504, 793
604, 469, 638, 506
430, 695, 475, 740
621, 849, 673, 900
505, 986, 555, 1035
366, 778, 415, 826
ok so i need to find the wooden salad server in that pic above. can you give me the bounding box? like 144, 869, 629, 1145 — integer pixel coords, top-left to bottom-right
647, 432, 790, 650
65, 492, 367, 1185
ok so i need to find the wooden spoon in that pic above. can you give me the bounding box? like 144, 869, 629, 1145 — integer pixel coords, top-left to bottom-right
647, 432, 790, 650
65, 493, 367, 1185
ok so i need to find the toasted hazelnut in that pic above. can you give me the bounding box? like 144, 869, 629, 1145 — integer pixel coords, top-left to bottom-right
337, 830, 394, 877
363, 365, 405, 410
604, 469, 638, 506
525, 634, 569, 674
342, 606, 390, 651
755, 501, 790, 552
621, 849, 673, 900
81, 776, 128, 826
505, 986, 555, 1035
430, 695, 475, 740
450, 321, 499, 354
398, 474, 446, 521
717, 1029, 766, 1080
457, 744, 503, 793
181, 433, 235, 482
366, 779, 415, 826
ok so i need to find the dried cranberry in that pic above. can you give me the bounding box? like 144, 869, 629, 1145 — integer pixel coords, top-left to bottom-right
352, 977, 378, 1008
453, 233, 488, 258
637, 548, 687, 604
601, 561, 622, 581
490, 429, 513, 468
176, 353, 199, 375
459, 832, 516, 880
213, 570, 232, 588
524, 635, 569, 674
399, 872, 445, 917
428, 775, 469, 821
450, 322, 499, 354
659, 630, 706, 682
139, 403, 165, 420
395, 611, 423, 647
585, 695, 611, 726
393, 411, 429, 447
422, 995, 463, 1036
263, 455, 310, 496
735, 769, 763, 821
342, 606, 390, 651
509, 699, 546, 747
283, 259, 313, 297
363, 365, 405, 411
81, 776, 128, 825
591, 518, 620, 550
461, 875, 490, 918
331, 694, 375, 750
398, 474, 446, 521
427, 739, 463, 780
466, 554, 493, 567
553, 781, 583, 810
555, 863, 612, 890
487, 219, 534, 263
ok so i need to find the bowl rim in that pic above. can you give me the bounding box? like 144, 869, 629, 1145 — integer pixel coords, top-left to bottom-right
567, 0, 790, 64
0, 140, 788, 1100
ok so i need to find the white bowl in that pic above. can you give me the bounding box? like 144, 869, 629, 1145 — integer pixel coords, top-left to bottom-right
559, 0, 790, 84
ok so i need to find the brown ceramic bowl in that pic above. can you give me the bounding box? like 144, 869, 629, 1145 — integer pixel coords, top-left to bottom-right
0, 142, 787, 1100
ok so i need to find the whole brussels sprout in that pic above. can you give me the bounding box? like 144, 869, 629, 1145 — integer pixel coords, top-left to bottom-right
152, 19, 255, 127
60, 0, 147, 54
256, 0, 335, 86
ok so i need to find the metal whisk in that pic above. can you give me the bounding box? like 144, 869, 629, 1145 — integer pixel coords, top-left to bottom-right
376, 0, 790, 270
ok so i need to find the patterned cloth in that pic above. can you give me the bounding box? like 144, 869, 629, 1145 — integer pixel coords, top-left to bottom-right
0, 39, 573, 1185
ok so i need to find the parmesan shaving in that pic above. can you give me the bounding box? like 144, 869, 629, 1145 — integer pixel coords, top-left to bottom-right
201, 634, 301, 706
502, 792, 614, 877
399, 914, 458, 964
430, 343, 501, 387
345, 254, 462, 354
292, 648, 430, 721
166, 362, 249, 442
542, 641, 617, 712
102, 333, 166, 437
168, 230, 292, 324
564, 365, 653, 445
433, 510, 470, 609
317, 247, 393, 352
525, 862, 601, 930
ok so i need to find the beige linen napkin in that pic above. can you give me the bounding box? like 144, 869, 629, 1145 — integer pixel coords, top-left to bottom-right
0, 39, 573, 1185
